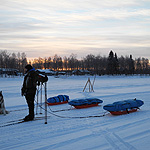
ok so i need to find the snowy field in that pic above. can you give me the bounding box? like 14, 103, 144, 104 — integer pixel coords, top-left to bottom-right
0, 75, 150, 150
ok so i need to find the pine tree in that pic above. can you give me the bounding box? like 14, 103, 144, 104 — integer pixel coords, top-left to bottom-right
129, 55, 134, 74
114, 53, 119, 74
107, 51, 120, 75
107, 50, 114, 74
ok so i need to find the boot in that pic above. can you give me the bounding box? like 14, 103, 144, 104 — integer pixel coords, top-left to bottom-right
23, 115, 34, 121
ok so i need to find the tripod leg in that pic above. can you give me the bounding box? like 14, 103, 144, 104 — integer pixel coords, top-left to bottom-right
89, 80, 94, 92
83, 79, 89, 92
40, 83, 42, 114
36, 86, 39, 115
44, 82, 48, 124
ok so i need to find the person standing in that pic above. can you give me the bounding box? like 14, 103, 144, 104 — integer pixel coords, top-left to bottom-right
21, 64, 48, 121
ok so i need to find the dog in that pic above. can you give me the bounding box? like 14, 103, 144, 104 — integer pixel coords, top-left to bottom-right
0, 91, 8, 115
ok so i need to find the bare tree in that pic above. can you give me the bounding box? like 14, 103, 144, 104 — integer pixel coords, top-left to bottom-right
68, 54, 78, 70
63, 56, 68, 70
21, 52, 27, 74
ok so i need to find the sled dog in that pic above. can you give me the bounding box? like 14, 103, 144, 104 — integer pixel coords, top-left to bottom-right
0, 91, 7, 115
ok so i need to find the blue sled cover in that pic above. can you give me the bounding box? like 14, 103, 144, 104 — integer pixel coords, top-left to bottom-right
103, 99, 144, 112
47, 95, 69, 103
68, 98, 103, 106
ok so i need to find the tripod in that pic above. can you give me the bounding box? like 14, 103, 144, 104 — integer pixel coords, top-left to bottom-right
36, 82, 48, 124
83, 77, 94, 92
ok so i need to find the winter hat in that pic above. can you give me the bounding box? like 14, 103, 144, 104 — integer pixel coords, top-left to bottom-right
25, 64, 33, 71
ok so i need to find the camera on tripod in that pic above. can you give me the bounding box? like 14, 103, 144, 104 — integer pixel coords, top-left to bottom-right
36, 70, 48, 83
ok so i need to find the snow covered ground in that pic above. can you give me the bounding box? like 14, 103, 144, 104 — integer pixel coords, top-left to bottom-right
0, 75, 150, 150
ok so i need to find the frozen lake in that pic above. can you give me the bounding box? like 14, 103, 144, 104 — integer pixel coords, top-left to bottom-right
0, 75, 150, 150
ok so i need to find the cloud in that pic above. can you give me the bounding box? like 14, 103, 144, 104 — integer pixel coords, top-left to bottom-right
0, 0, 150, 59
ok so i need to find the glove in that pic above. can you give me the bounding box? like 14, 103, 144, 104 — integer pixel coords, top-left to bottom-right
43, 75, 48, 82
37, 81, 40, 86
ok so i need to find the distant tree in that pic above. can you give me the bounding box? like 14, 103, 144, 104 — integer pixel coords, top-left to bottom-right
114, 53, 119, 74
63, 56, 68, 70
10, 53, 17, 69
57, 56, 63, 70
95, 55, 106, 75
21, 52, 27, 74
107, 51, 115, 74
136, 57, 149, 74
44, 57, 47, 69
80, 59, 85, 70
135, 58, 142, 74
52, 54, 63, 70
47, 57, 52, 69
68, 54, 77, 70
128, 55, 134, 74
0, 53, 2, 68
107, 50, 113, 74
84, 54, 95, 71
1, 50, 150, 76
0, 50, 27, 75
2, 50, 10, 68
17, 52, 21, 73
32, 58, 38, 69
141, 58, 149, 70
118, 56, 126, 74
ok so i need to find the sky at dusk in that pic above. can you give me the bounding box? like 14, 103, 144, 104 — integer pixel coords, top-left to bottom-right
0, 0, 150, 59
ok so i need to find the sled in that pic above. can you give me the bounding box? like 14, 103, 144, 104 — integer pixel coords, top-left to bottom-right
47, 95, 69, 106
110, 108, 138, 115
73, 103, 100, 109
68, 98, 103, 109
103, 99, 144, 115
47, 101, 68, 106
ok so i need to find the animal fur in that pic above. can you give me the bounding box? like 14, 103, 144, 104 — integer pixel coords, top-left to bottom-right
0, 91, 8, 115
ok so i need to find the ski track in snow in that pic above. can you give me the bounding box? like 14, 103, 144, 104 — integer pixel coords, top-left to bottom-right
1, 110, 149, 150
0, 76, 150, 150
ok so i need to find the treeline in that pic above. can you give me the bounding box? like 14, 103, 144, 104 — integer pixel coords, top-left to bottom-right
0, 50, 150, 75
0, 50, 28, 74
31, 51, 150, 75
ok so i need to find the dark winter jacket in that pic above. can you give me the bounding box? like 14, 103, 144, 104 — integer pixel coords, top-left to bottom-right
21, 68, 46, 95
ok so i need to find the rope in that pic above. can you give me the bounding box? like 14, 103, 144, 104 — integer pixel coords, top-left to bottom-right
34, 81, 108, 119
47, 103, 74, 112
48, 105, 108, 118
36, 100, 108, 119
